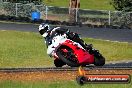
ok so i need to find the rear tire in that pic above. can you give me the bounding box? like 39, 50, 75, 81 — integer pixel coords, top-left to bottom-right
56, 46, 79, 67
94, 55, 105, 66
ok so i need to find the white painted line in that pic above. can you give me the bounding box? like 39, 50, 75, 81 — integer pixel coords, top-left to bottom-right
1, 30, 6, 31
87, 38, 129, 44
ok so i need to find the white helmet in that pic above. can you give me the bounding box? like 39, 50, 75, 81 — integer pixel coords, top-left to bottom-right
39, 23, 50, 36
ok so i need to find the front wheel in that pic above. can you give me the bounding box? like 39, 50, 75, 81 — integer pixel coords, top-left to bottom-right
56, 46, 79, 67
54, 59, 66, 67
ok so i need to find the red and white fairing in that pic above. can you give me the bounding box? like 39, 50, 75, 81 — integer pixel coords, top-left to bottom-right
47, 33, 94, 65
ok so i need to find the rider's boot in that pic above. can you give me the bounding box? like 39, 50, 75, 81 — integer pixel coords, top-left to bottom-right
85, 44, 93, 51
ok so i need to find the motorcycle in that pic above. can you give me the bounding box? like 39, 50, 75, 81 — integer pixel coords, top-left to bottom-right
46, 32, 105, 67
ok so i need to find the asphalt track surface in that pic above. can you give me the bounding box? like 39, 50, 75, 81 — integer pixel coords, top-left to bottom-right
0, 22, 132, 68
0, 65, 132, 72
0, 22, 132, 43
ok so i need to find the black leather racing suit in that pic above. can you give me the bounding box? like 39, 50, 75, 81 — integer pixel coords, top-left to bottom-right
44, 27, 90, 50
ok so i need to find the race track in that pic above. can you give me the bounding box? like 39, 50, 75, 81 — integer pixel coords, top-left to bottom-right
0, 67, 132, 83
0, 22, 132, 43
0, 21, 132, 68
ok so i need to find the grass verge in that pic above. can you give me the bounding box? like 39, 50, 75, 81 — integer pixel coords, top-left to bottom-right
0, 30, 132, 68
43, 0, 114, 10
0, 30, 53, 68
0, 80, 132, 88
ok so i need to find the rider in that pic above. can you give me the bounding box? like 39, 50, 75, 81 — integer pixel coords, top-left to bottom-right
38, 23, 92, 50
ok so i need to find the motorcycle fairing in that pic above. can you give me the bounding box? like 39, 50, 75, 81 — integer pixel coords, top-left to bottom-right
59, 40, 94, 64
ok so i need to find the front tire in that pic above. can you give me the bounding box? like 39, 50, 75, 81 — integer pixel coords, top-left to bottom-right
54, 59, 65, 67
56, 46, 79, 67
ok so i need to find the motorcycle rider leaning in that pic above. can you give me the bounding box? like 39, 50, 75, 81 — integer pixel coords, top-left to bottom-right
38, 23, 92, 51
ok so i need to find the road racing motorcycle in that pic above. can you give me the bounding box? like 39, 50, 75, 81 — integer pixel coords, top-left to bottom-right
46, 32, 105, 67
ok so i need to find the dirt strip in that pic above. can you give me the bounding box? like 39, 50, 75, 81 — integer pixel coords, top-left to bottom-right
0, 70, 132, 82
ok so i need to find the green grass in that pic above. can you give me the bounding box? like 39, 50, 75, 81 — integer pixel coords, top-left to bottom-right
0, 80, 132, 88
83, 38, 132, 61
0, 30, 53, 68
0, 30, 132, 68
43, 0, 114, 10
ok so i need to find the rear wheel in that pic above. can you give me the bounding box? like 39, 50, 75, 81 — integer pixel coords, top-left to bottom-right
91, 49, 105, 66
56, 46, 79, 67
94, 55, 105, 66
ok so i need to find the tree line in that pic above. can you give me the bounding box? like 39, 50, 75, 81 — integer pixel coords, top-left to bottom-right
111, 0, 132, 12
